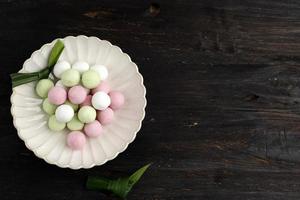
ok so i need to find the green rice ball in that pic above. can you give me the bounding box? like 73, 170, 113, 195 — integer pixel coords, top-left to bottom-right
36, 79, 54, 98
61, 69, 80, 87
42, 98, 57, 115
81, 70, 101, 89
78, 106, 96, 123
48, 115, 66, 131
67, 114, 84, 131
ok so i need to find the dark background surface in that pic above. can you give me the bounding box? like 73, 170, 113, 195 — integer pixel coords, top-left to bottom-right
2, 0, 300, 199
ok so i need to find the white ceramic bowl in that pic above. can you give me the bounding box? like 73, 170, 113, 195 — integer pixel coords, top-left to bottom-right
11, 36, 146, 169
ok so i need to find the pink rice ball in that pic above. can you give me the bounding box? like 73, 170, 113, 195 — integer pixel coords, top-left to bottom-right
97, 107, 114, 125
68, 85, 87, 104
80, 95, 92, 107
92, 81, 110, 94
109, 91, 125, 110
48, 86, 67, 105
84, 120, 103, 137
67, 131, 86, 150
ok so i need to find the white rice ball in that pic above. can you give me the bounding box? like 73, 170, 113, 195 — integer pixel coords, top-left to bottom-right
53, 61, 71, 78
55, 104, 74, 123
90, 65, 108, 80
72, 61, 89, 74
92, 91, 111, 110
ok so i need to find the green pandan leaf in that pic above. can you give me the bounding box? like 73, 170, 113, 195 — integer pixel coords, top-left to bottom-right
47, 39, 64, 68
10, 40, 64, 88
128, 163, 151, 186
11, 73, 39, 88
86, 163, 151, 199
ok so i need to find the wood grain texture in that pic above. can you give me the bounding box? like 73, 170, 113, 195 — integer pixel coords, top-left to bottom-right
1, 0, 300, 199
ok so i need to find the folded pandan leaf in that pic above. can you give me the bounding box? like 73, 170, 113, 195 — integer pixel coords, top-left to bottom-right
86, 163, 151, 199
10, 40, 64, 88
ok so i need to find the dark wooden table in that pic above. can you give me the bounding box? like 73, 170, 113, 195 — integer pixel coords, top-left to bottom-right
2, 0, 300, 199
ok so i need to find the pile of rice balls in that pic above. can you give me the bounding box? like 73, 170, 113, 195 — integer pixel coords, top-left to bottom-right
35, 61, 125, 150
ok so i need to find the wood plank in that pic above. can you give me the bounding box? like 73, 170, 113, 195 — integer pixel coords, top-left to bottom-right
2, 0, 300, 199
